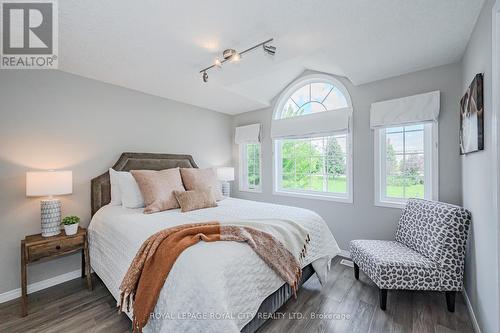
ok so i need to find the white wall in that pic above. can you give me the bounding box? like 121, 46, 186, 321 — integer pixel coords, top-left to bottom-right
0, 70, 232, 294
232, 63, 463, 251
461, 0, 500, 332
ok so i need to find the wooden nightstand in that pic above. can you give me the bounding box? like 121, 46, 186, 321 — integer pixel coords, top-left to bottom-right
20, 227, 92, 317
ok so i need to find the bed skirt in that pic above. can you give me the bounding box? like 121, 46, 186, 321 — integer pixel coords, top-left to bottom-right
240, 264, 315, 333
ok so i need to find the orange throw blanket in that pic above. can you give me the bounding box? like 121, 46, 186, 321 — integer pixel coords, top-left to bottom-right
119, 222, 305, 333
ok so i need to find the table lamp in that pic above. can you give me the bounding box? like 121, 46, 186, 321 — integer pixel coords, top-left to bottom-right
26, 170, 73, 237
216, 167, 235, 197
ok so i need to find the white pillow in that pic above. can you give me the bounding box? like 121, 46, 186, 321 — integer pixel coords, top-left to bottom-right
109, 168, 124, 206
118, 171, 145, 209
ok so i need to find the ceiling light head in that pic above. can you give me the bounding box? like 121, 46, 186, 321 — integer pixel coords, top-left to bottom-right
202, 71, 208, 83
263, 44, 276, 56
223, 49, 241, 62
214, 57, 222, 68
223, 49, 237, 60
230, 52, 241, 62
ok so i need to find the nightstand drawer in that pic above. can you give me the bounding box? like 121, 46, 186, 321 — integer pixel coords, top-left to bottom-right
28, 235, 84, 261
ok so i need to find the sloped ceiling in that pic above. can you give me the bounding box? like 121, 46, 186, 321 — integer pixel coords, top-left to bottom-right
58, 0, 484, 114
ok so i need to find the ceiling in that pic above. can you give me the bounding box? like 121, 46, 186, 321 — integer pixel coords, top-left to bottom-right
58, 0, 484, 115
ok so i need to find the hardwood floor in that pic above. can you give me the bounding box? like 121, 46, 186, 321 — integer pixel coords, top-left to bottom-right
0, 257, 474, 333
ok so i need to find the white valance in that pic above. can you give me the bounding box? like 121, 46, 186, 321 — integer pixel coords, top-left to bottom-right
370, 90, 440, 129
271, 108, 350, 139
235, 123, 261, 144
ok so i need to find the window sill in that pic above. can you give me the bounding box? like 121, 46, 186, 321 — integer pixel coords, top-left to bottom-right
238, 188, 262, 194
374, 200, 406, 209
274, 190, 352, 203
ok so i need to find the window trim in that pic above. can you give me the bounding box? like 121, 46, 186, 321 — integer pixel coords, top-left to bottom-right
374, 122, 439, 209
238, 143, 262, 193
272, 74, 353, 203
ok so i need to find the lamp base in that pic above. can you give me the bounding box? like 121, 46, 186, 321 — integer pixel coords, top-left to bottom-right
40, 199, 61, 237
221, 182, 231, 197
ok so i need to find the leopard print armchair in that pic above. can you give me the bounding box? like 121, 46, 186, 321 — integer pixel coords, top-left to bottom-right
349, 199, 471, 312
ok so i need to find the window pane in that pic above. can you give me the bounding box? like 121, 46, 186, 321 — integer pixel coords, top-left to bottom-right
282, 173, 295, 188
310, 157, 324, 175
405, 129, 424, 153
404, 154, 424, 199
386, 132, 404, 153
311, 83, 333, 102
382, 125, 427, 201
295, 174, 310, 189
311, 138, 324, 154
295, 140, 311, 158
386, 173, 405, 198
282, 99, 299, 118
289, 85, 310, 108
241, 143, 261, 191
386, 149, 403, 174
323, 86, 348, 110
282, 140, 294, 157
311, 175, 324, 191
277, 134, 348, 196
282, 158, 294, 173
328, 174, 347, 193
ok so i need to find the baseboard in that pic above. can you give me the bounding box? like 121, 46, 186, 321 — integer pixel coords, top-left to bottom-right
0, 269, 82, 304
462, 289, 482, 333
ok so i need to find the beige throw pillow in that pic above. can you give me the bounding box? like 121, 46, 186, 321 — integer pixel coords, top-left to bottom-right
131, 168, 185, 214
174, 188, 218, 213
180, 168, 223, 201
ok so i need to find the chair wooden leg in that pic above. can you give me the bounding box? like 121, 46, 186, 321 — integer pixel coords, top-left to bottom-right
354, 263, 359, 280
379, 289, 387, 310
445, 291, 456, 312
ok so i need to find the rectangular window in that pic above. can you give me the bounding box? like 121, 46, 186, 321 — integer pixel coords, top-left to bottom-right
375, 123, 438, 208
239, 143, 261, 192
274, 133, 351, 201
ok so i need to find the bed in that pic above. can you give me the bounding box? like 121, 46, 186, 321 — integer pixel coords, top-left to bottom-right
88, 153, 341, 333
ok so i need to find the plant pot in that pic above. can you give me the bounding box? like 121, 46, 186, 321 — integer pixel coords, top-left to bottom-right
64, 223, 79, 236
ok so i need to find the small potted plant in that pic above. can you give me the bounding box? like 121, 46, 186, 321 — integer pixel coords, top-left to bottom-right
61, 216, 80, 236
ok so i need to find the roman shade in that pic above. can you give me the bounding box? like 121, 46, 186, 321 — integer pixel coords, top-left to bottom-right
270, 108, 350, 139
370, 91, 440, 129
235, 123, 261, 144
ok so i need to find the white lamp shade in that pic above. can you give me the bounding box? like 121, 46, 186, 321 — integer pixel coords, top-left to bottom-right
216, 167, 235, 182
26, 171, 73, 197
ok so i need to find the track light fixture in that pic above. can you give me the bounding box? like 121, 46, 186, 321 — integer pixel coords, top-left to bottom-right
200, 38, 276, 83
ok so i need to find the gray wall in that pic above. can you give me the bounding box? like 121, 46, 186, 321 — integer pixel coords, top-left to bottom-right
232, 63, 463, 251
461, 0, 500, 332
0, 70, 232, 294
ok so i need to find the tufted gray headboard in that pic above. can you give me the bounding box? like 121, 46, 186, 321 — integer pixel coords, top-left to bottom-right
91, 152, 198, 216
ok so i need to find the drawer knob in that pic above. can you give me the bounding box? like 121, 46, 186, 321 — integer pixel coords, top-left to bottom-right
56, 245, 61, 250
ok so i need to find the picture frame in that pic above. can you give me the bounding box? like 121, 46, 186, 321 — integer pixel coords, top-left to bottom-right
460, 73, 484, 155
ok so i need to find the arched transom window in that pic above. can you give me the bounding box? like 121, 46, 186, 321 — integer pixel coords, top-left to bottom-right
279, 82, 349, 119
271, 74, 353, 202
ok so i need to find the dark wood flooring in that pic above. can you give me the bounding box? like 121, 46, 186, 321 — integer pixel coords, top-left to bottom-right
0, 257, 474, 333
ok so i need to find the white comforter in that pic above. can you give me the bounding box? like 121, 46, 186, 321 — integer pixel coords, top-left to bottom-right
88, 198, 340, 333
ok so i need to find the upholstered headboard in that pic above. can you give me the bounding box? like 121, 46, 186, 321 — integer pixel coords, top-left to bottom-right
91, 152, 198, 216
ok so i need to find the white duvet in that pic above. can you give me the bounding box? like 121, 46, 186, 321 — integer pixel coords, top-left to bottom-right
88, 198, 340, 333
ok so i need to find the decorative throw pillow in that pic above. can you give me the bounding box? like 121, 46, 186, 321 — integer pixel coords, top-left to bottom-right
118, 172, 145, 209
131, 168, 185, 214
174, 188, 217, 213
180, 168, 223, 201
109, 168, 124, 206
